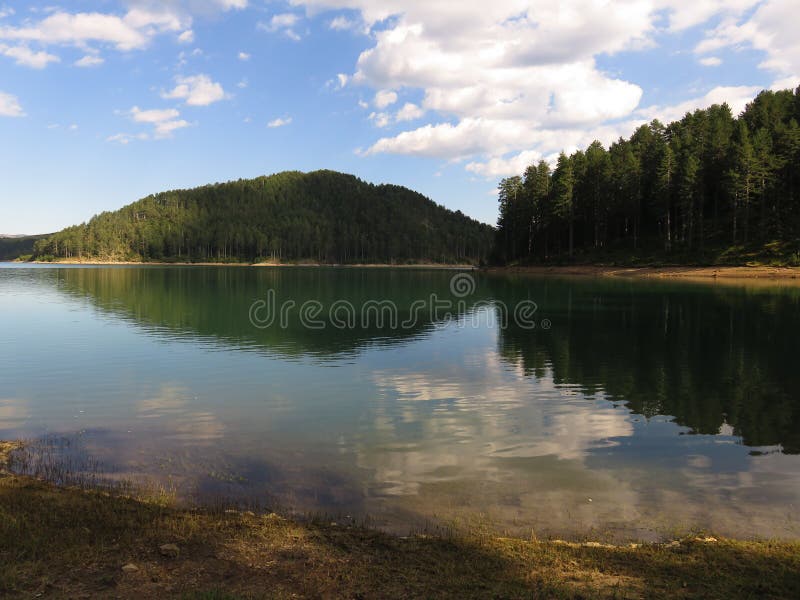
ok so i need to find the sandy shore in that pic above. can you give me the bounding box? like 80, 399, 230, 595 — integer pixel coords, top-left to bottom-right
489, 264, 800, 282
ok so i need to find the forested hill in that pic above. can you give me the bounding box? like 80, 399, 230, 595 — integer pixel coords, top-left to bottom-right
32, 171, 493, 264
494, 86, 800, 266
0, 235, 49, 261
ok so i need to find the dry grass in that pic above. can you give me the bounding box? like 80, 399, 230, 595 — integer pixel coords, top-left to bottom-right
0, 469, 798, 599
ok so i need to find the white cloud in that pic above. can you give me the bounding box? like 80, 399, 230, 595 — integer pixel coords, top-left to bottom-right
699, 56, 722, 67
637, 85, 761, 122
329, 15, 354, 30
661, 0, 759, 31
289, 1, 651, 169
396, 102, 424, 122
0, 90, 23, 117
373, 89, 397, 108
368, 111, 391, 128
74, 54, 103, 67
267, 116, 292, 128
177, 29, 195, 44
237, 77, 248, 88
694, 0, 800, 83
771, 75, 799, 91
466, 150, 543, 178
238, 51, 250, 61
0, 10, 182, 51
0, 44, 59, 68
106, 132, 144, 144
258, 12, 303, 40
0, 2, 246, 57
288, 0, 789, 177
328, 15, 366, 33
130, 106, 181, 123
162, 74, 227, 106
127, 105, 190, 138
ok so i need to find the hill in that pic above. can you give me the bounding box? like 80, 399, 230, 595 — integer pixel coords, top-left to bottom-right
31, 171, 493, 264
0, 235, 49, 261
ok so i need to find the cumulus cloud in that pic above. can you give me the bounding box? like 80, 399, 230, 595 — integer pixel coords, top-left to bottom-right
395, 102, 424, 122
267, 116, 292, 128
0, 9, 182, 51
116, 105, 191, 139
162, 74, 227, 106
289, 0, 795, 175
238, 51, 250, 61
74, 54, 104, 67
373, 89, 397, 108
0, 90, 23, 117
636, 85, 762, 122
466, 150, 544, 178
288, 1, 652, 169
177, 29, 195, 44
329, 15, 355, 30
258, 13, 303, 41
699, 56, 722, 67
0, 1, 246, 63
0, 44, 59, 68
368, 111, 391, 128
693, 0, 800, 85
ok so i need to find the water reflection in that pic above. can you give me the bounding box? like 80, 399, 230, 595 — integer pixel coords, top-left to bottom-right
0, 265, 799, 541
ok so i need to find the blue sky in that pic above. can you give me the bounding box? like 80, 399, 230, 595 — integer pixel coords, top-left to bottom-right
0, 1, 797, 234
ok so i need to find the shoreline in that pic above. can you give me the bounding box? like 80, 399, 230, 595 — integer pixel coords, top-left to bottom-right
488, 264, 800, 281
20, 260, 477, 269
14, 260, 800, 279
2, 442, 799, 598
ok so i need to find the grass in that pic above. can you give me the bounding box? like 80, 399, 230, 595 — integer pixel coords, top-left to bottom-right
1, 441, 799, 599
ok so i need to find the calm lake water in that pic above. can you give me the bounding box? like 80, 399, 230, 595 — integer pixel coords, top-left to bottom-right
1, 264, 799, 541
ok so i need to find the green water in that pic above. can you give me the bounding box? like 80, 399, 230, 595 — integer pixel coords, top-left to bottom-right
1, 264, 798, 541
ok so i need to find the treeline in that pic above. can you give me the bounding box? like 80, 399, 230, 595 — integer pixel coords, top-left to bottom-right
33, 170, 493, 264
0, 235, 48, 261
494, 87, 800, 264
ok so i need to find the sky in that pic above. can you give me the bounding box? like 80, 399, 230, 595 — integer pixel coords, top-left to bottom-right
0, 1, 798, 234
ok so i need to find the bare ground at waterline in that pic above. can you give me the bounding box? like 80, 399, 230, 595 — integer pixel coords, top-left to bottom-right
1, 443, 799, 599
489, 264, 800, 282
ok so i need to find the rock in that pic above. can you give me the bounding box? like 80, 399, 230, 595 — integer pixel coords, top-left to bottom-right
695, 536, 718, 543
121, 563, 139, 573
665, 540, 681, 549
159, 543, 180, 558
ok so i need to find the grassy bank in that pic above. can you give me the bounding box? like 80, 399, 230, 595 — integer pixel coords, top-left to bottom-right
1, 443, 798, 598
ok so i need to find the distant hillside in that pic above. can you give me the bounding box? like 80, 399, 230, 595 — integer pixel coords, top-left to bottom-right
0, 235, 48, 261
32, 171, 493, 264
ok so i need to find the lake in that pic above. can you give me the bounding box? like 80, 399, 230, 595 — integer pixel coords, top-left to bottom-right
1, 264, 798, 542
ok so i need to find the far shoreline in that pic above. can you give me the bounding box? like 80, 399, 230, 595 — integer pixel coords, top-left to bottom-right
488, 264, 800, 282
17, 259, 478, 270
14, 259, 800, 281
